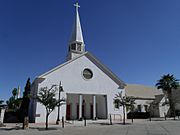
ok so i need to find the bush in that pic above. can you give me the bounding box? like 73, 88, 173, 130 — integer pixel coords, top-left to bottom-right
127, 112, 150, 119
175, 110, 180, 116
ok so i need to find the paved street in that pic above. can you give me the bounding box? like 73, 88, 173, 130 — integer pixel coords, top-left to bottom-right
0, 119, 180, 135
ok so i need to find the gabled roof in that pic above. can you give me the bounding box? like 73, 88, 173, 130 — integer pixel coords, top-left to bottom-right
38, 52, 126, 88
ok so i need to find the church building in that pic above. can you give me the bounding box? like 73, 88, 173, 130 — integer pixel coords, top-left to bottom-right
29, 3, 126, 123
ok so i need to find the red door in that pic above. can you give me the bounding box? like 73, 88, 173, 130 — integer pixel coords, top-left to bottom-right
77, 104, 79, 119
82, 104, 85, 118
66, 104, 71, 120
77, 103, 85, 119
90, 104, 93, 119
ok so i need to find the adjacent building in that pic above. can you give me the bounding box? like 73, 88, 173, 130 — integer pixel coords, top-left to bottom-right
125, 84, 164, 114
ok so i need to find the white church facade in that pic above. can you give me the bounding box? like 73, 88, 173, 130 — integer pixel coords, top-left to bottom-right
29, 3, 126, 123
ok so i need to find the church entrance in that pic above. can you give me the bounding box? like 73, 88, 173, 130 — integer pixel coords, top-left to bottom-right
66, 93, 107, 120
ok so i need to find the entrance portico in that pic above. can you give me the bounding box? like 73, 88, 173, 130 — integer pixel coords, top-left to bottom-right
66, 94, 107, 120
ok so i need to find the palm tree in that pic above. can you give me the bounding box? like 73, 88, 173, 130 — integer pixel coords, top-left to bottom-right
155, 74, 179, 117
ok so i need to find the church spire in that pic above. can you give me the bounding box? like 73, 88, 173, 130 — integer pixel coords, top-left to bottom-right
69, 3, 84, 44
67, 3, 85, 60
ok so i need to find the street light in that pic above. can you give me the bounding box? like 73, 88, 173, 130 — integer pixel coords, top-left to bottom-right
56, 81, 64, 125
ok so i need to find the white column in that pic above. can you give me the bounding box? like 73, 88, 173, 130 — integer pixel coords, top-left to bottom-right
93, 95, 96, 120
79, 94, 82, 120
0, 109, 5, 123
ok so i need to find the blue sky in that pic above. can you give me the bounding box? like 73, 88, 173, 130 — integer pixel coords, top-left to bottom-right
0, 0, 180, 101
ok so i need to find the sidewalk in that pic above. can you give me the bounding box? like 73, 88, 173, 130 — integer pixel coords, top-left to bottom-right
1, 119, 180, 135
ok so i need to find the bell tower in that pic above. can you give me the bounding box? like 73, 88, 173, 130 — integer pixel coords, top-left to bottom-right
67, 3, 85, 61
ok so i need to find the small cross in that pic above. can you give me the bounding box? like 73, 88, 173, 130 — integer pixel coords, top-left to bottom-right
74, 2, 80, 11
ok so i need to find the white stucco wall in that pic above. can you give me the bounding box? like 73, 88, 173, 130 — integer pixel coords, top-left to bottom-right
32, 55, 124, 123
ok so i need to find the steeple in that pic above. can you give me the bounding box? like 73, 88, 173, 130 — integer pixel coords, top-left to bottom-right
67, 3, 85, 60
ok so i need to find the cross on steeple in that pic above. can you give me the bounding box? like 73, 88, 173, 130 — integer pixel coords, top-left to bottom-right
74, 2, 80, 11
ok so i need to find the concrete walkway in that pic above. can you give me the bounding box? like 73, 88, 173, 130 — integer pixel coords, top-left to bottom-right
0, 119, 180, 135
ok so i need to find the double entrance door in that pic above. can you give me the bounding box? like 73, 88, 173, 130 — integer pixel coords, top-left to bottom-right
66, 103, 95, 120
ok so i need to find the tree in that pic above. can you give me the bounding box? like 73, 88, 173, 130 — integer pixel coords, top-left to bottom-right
0, 100, 4, 106
12, 88, 18, 99
36, 85, 65, 130
6, 97, 15, 110
19, 78, 31, 129
6, 88, 21, 110
114, 92, 135, 125
155, 74, 179, 118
